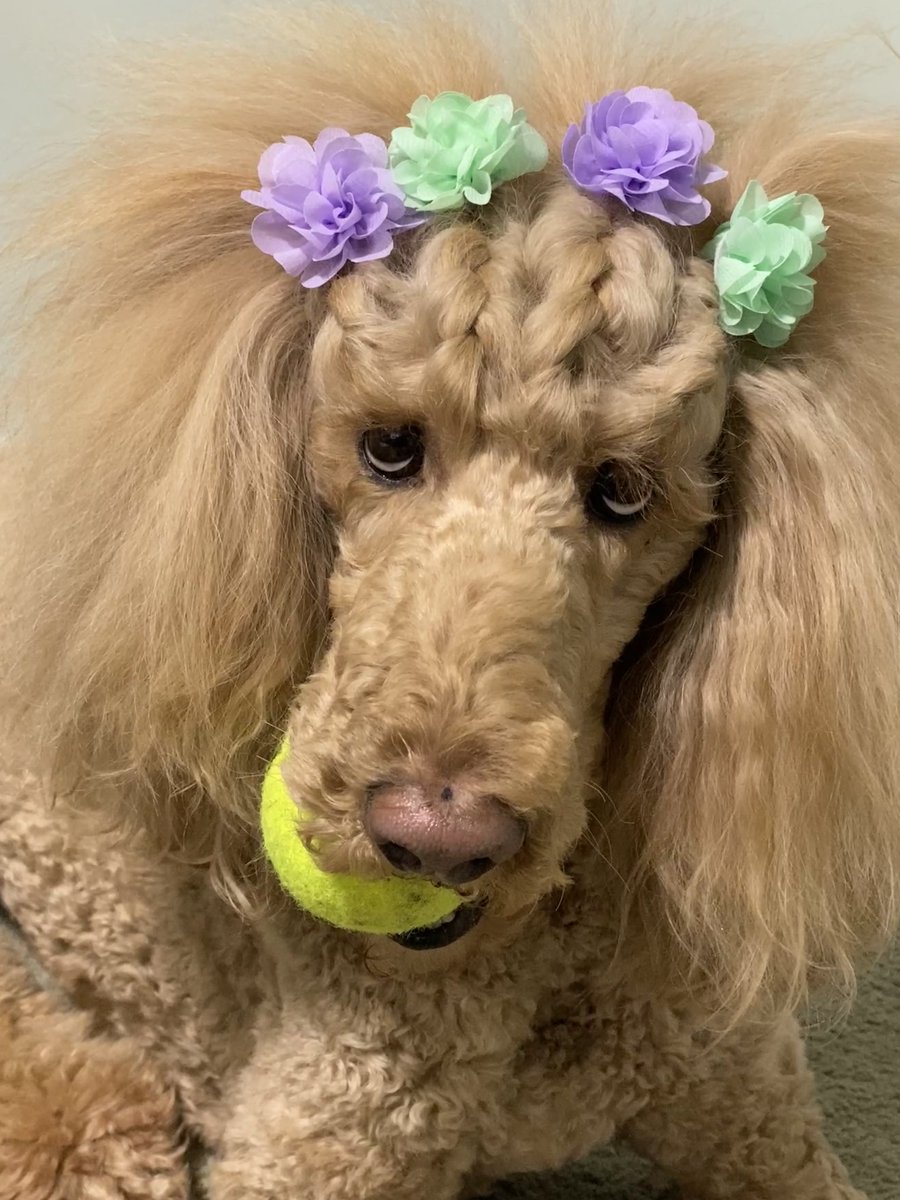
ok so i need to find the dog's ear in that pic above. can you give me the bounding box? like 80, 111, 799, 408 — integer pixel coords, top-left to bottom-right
608, 119, 900, 1012
1, 144, 333, 900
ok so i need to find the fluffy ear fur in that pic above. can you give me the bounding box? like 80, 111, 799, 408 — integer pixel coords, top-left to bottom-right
608, 118, 900, 1012
0, 173, 332, 901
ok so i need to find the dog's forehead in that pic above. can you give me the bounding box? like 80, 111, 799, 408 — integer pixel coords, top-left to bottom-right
320, 187, 727, 464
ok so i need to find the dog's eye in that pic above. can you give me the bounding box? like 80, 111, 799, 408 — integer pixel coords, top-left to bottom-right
360, 426, 425, 483
585, 463, 653, 525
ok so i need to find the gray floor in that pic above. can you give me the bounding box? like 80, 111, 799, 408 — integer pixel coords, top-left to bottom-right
488, 942, 900, 1200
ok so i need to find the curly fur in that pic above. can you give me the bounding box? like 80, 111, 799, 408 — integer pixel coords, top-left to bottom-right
1, 3, 899, 1196
0, 923, 188, 1200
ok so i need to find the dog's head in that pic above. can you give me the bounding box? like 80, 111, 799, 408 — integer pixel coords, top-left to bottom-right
280, 191, 727, 937
4, 5, 899, 1006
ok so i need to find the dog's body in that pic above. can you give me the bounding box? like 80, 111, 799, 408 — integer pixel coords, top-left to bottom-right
0, 770, 861, 1199
1, 5, 899, 1198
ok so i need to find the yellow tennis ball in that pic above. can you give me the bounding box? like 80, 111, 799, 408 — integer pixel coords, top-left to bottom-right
260, 740, 461, 935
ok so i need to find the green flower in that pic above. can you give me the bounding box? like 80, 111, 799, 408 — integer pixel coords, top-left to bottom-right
701, 180, 827, 348
388, 91, 548, 212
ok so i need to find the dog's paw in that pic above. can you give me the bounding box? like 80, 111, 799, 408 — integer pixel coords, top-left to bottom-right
0, 985, 188, 1200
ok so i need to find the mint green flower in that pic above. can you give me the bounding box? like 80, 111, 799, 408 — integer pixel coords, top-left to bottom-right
701, 180, 827, 348
388, 91, 548, 212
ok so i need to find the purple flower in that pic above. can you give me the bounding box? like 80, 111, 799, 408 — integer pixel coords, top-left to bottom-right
241, 129, 425, 287
561, 87, 726, 227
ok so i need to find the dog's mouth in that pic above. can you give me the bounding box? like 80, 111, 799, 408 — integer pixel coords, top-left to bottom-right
389, 902, 485, 951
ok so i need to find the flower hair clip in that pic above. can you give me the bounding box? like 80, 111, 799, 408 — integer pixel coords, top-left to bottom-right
561, 86, 726, 227
388, 91, 548, 212
242, 92, 547, 286
241, 129, 425, 288
700, 180, 827, 348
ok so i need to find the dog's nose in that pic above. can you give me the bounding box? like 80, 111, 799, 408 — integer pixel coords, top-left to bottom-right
364, 781, 525, 887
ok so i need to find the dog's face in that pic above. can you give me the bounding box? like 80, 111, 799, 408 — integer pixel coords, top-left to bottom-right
281, 189, 729, 946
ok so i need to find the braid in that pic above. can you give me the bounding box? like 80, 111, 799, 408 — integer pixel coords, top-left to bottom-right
318, 183, 723, 436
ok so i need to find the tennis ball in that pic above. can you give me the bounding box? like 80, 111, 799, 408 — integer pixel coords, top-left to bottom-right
260, 740, 461, 935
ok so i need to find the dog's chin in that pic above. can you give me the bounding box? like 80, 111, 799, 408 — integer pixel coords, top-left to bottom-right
389, 902, 485, 951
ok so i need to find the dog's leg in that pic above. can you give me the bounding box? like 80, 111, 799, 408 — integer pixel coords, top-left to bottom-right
621, 1013, 863, 1200
0, 922, 190, 1200
205, 1006, 478, 1200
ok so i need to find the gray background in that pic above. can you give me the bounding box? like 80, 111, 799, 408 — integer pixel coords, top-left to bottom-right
3, 0, 900, 187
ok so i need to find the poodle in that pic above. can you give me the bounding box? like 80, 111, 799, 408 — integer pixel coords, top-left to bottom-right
1, 4, 899, 1197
